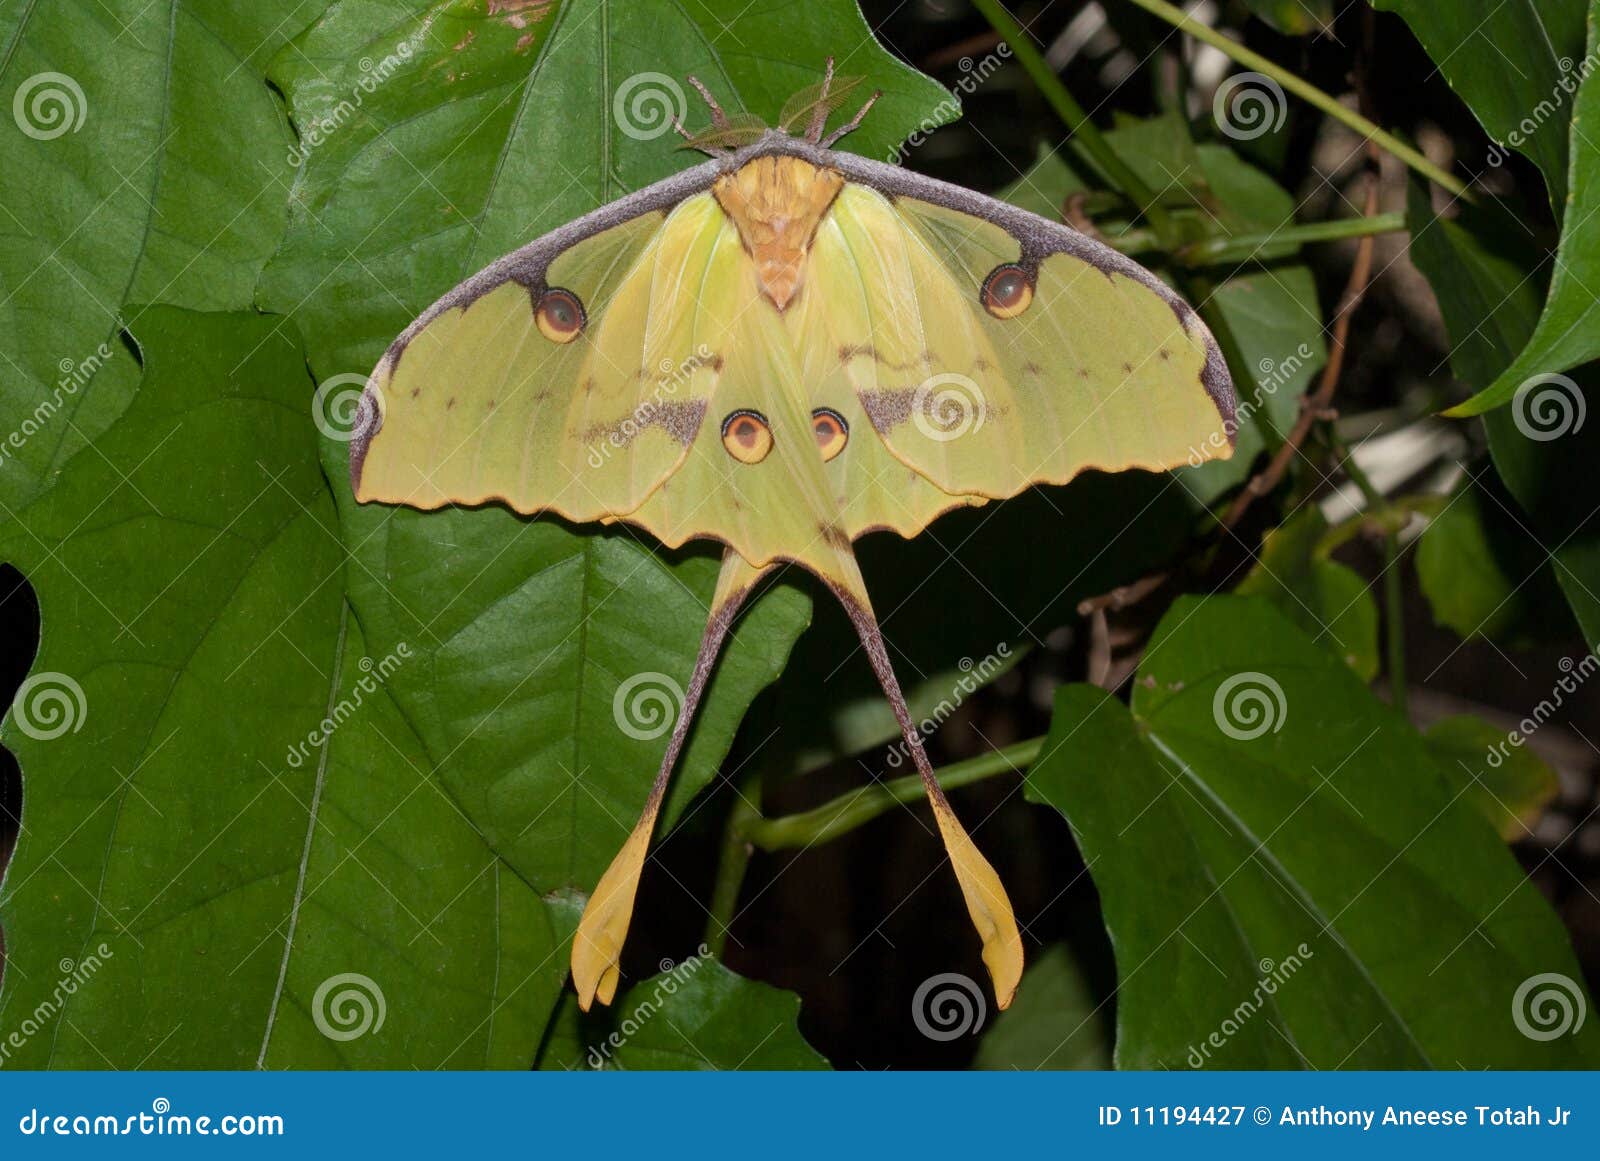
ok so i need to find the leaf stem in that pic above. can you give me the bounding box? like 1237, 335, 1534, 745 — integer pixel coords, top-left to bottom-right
705, 774, 763, 956
745, 738, 1042, 852
1115, 0, 1470, 200
971, 0, 1178, 244
1177, 211, 1408, 264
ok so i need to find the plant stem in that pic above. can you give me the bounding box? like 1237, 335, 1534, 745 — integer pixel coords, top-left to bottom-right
971, 0, 1178, 244
1383, 534, 1410, 717
745, 738, 1042, 852
705, 773, 763, 956
1117, 0, 1470, 200
1178, 211, 1408, 265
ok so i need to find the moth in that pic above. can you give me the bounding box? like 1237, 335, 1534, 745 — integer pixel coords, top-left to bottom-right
350, 62, 1237, 1013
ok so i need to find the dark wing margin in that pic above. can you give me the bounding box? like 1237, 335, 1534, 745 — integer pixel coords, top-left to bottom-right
813, 143, 1238, 438
349, 155, 728, 492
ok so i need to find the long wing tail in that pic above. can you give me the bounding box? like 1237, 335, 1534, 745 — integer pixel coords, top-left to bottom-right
571, 548, 771, 1010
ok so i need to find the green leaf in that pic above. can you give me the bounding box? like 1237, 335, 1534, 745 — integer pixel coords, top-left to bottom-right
1406, 183, 1600, 648
1025, 596, 1597, 1068
1440, 0, 1600, 414
1416, 477, 1574, 645
972, 945, 1111, 1070
1372, 0, 1587, 206
1423, 716, 1559, 843
1240, 0, 1335, 37
1235, 507, 1379, 678
0, 308, 562, 1068
551, 958, 827, 1070
0, 0, 319, 507
258, 0, 954, 378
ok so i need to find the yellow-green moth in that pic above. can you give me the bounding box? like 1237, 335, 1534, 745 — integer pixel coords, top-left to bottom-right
350, 63, 1236, 1014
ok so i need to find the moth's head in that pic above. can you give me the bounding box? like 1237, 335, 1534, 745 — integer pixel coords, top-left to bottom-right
675, 57, 882, 157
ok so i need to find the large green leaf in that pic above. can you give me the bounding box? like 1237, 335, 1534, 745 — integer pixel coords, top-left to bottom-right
1025, 596, 1597, 1068
0, 0, 319, 508
1373, 0, 1587, 207
0, 308, 563, 1068
1439, 0, 1600, 414
972, 945, 1111, 1070
257, 0, 954, 378
1407, 185, 1600, 648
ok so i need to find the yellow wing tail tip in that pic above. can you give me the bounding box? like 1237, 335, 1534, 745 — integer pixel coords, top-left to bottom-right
570, 819, 656, 1011
930, 798, 1024, 1010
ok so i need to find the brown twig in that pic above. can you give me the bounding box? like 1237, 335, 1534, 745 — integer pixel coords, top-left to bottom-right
921, 30, 1005, 72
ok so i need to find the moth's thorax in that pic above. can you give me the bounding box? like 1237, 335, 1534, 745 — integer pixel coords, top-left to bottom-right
712, 155, 844, 311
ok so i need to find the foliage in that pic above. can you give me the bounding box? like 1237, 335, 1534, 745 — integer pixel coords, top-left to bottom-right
1, 0, 1596, 1070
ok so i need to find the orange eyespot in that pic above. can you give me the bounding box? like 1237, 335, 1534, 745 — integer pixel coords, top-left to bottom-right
812, 408, 848, 462
536, 287, 586, 343
720, 409, 773, 464
980, 264, 1034, 319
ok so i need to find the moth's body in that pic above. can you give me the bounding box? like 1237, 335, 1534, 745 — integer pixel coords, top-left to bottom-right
350, 77, 1237, 1014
